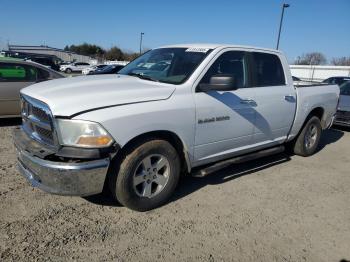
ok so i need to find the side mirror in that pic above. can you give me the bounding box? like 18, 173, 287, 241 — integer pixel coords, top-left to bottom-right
198, 74, 237, 92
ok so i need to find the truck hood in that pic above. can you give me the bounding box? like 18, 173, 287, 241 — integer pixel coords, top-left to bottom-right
338, 95, 350, 112
21, 74, 176, 117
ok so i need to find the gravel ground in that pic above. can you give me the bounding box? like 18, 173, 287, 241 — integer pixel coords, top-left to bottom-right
0, 119, 350, 262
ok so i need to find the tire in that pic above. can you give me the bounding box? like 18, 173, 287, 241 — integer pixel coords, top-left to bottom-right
65, 68, 72, 74
109, 139, 181, 211
292, 116, 322, 157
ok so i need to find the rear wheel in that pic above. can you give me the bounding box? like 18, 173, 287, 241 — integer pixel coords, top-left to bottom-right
65, 68, 72, 74
292, 116, 322, 156
109, 139, 181, 211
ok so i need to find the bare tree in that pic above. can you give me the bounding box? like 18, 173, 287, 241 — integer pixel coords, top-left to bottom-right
294, 52, 327, 65
331, 57, 350, 66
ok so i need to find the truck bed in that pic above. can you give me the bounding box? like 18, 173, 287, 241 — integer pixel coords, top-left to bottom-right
288, 84, 339, 140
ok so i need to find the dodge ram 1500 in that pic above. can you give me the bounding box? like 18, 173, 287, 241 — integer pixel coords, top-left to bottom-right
14, 44, 340, 211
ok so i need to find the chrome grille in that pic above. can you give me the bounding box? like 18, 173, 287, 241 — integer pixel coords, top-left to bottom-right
21, 95, 57, 147
31, 106, 50, 123
34, 125, 54, 143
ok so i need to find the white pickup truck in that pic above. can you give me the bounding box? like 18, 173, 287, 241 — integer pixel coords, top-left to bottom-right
14, 44, 339, 211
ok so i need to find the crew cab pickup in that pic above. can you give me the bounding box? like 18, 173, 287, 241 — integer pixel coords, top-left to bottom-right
14, 44, 340, 211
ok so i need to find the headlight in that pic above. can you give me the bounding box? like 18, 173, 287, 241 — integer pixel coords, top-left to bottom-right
56, 119, 114, 148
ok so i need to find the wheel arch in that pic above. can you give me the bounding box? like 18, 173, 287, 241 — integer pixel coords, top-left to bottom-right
288, 106, 326, 142
298, 107, 325, 133
306, 106, 328, 128
308, 107, 324, 121
118, 130, 191, 173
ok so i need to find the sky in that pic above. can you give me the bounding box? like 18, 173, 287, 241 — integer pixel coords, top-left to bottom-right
1, 0, 349, 63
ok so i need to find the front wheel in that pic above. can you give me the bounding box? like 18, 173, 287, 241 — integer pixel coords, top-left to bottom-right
65, 68, 72, 74
109, 139, 181, 211
292, 116, 322, 157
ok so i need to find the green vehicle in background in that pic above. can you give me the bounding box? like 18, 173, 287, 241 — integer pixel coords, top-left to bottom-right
0, 57, 39, 81
0, 64, 26, 79
0, 58, 64, 117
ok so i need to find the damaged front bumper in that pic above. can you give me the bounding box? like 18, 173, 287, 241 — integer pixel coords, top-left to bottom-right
14, 127, 111, 196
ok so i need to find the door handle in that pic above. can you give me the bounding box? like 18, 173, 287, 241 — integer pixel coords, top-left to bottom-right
240, 99, 257, 106
284, 95, 296, 102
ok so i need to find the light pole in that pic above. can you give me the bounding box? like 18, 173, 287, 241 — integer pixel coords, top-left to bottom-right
139, 32, 144, 55
276, 3, 290, 50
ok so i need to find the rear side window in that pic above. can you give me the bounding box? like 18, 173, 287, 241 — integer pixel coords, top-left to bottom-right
0, 63, 38, 82
250, 52, 285, 87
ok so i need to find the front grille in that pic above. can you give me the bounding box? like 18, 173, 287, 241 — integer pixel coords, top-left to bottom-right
34, 125, 54, 143
31, 106, 50, 123
21, 95, 57, 147
336, 110, 350, 123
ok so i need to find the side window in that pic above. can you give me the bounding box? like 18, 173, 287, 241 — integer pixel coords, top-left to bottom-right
26, 66, 38, 81
251, 52, 285, 87
340, 82, 350, 96
0, 63, 38, 82
37, 68, 50, 80
199, 51, 248, 89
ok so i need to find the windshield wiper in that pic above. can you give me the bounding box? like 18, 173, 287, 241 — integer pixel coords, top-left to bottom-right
127, 72, 159, 82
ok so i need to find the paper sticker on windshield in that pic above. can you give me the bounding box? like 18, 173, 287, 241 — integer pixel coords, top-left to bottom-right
185, 47, 210, 53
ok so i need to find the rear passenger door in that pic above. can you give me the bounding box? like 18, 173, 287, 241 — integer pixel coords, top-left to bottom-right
249, 52, 296, 145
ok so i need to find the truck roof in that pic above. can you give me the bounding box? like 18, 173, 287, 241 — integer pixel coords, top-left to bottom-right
158, 43, 282, 54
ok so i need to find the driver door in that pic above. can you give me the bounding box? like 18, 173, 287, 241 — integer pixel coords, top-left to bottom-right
193, 50, 256, 165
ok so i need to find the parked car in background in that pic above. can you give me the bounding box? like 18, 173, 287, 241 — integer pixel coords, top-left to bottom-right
334, 81, 350, 127
25, 56, 61, 71
87, 64, 124, 75
0, 58, 64, 117
59, 62, 90, 73
59, 61, 72, 66
82, 64, 108, 75
14, 44, 339, 211
322, 76, 350, 86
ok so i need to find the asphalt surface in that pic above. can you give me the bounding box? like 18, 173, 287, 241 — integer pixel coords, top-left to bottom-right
0, 119, 349, 262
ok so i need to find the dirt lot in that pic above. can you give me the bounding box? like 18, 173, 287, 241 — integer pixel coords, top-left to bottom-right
0, 119, 349, 262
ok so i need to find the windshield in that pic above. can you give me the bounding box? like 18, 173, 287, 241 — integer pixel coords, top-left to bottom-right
340, 81, 350, 96
118, 47, 212, 84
